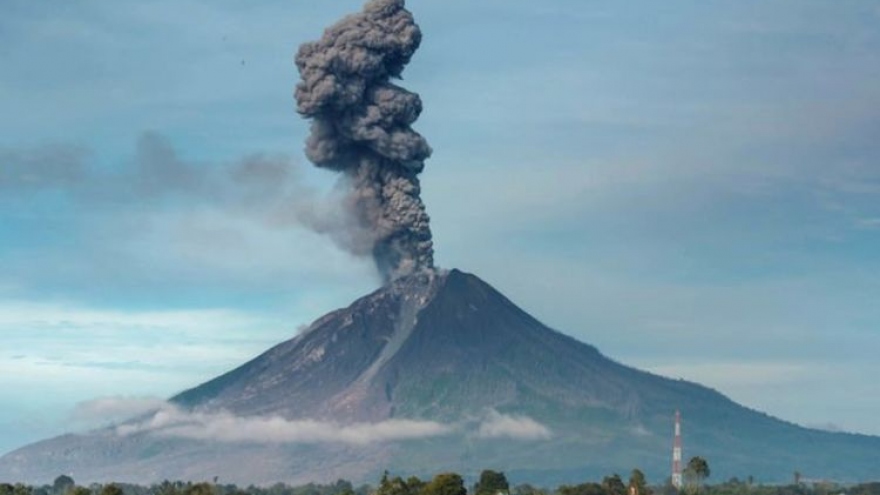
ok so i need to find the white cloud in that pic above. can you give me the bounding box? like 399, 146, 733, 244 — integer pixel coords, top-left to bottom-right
70, 396, 167, 428
0, 300, 305, 422
116, 404, 454, 445
0, 301, 291, 378
474, 410, 552, 441
109, 404, 552, 445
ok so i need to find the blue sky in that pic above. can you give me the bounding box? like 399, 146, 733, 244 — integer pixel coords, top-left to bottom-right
2, 0, 879, 455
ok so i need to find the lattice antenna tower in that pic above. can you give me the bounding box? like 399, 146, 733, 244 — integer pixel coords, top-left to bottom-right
672, 410, 683, 489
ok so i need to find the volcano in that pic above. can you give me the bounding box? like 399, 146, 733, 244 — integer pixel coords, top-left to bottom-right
1, 269, 879, 485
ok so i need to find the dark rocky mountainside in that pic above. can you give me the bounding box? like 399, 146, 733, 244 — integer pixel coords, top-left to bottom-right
2, 269, 879, 485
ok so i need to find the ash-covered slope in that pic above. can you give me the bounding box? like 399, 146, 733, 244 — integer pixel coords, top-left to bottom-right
172, 272, 444, 423
171, 269, 642, 423
2, 269, 879, 485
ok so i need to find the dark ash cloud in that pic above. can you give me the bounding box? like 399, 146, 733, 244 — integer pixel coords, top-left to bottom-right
1, 132, 376, 269
0, 144, 89, 190
295, 0, 435, 283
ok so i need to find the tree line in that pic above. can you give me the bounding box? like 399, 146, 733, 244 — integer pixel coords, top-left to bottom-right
2, 466, 878, 495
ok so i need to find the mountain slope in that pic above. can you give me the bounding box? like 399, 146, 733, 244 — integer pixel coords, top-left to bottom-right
2, 269, 878, 485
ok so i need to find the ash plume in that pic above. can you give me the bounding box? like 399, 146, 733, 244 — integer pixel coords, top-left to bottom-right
295, 0, 434, 283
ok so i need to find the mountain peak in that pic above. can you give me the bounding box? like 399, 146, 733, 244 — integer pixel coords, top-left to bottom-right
171, 267, 545, 421
3, 268, 880, 485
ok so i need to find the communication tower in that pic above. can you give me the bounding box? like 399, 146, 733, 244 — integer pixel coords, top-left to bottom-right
672, 410, 683, 489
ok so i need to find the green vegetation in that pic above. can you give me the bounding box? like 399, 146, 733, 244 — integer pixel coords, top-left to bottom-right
53, 477, 75, 495
3, 468, 879, 495
422, 474, 466, 495
628, 470, 648, 495
683, 457, 710, 495
377, 472, 423, 495
601, 475, 626, 495
474, 471, 509, 495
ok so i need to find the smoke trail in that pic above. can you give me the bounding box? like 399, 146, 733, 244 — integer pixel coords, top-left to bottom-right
295, 0, 434, 283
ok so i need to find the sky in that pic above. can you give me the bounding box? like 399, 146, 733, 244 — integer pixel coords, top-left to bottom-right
1, 0, 879, 456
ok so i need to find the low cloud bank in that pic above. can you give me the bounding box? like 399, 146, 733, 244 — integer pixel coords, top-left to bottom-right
475, 409, 553, 440
109, 402, 552, 444
116, 404, 453, 445
71, 396, 167, 428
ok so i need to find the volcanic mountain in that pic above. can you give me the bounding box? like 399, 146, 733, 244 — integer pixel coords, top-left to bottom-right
2, 269, 879, 485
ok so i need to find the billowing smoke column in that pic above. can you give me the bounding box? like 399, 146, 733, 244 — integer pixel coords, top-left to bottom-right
295, 0, 434, 283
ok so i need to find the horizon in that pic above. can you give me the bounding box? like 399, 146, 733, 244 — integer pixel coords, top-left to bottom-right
2, 0, 879, 458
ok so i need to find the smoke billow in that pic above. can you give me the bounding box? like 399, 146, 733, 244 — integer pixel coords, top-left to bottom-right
295, 0, 434, 283
0, 144, 88, 190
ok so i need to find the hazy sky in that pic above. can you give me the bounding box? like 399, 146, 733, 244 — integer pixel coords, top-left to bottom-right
2, 0, 879, 456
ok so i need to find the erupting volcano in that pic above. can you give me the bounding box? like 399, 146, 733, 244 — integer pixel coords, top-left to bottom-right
3, 0, 880, 487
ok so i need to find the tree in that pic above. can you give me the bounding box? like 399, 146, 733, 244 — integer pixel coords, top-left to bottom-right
183, 484, 213, 495
404, 477, 425, 495
557, 483, 605, 495
850, 482, 880, 495
376, 472, 421, 495
628, 470, 649, 495
53, 477, 75, 495
686, 457, 710, 483
422, 473, 466, 495
511, 485, 547, 495
100, 485, 123, 495
328, 479, 354, 495
683, 457, 710, 494
475, 470, 509, 495
154, 481, 181, 495
602, 475, 626, 495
